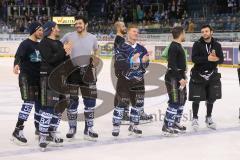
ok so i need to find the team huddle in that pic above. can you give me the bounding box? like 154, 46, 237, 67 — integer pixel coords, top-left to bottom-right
11, 15, 237, 151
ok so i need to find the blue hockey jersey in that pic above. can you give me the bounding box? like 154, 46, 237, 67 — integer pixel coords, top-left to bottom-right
114, 42, 149, 81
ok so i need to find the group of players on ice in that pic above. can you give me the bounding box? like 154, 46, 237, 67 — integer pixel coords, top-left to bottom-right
10, 15, 237, 151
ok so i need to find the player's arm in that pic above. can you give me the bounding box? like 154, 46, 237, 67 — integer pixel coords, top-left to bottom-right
91, 37, 100, 67
141, 47, 150, 69
13, 54, 21, 74
93, 48, 100, 57
93, 36, 99, 57
216, 43, 224, 64
168, 45, 184, 81
192, 42, 208, 64
60, 33, 73, 54
13, 42, 26, 74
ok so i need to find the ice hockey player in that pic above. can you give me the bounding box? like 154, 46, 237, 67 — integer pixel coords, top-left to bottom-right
112, 24, 150, 137
61, 16, 99, 140
38, 21, 71, 151
162, 26, 188, 136
12, 22, 43, 145
114, 21, 153, 125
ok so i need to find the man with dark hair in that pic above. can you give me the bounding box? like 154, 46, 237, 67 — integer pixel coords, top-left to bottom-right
189, 24, 224, 131
61, 16, 100, 140
38, 21, 71, 151
112, 24, 150, 137
11, 22, 43, 145
162, 26, 187, 136
75, 15, 88, 24
113, 21, 153, 124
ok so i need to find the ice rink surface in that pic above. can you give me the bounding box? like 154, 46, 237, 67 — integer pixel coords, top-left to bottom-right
0, 58, 240, 160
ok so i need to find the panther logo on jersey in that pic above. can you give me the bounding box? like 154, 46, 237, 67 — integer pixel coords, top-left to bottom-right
29, 49, 42, 62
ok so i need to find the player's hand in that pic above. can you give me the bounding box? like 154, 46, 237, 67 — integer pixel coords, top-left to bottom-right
208, 54, 219, 62
64, 41, 73, 56
13, 65, 20, 74
132, 53, 140, 63
210, 49, 216, 57
210, 53, 216, 57
179, 79, 187, 87
91, 55, 100, 67
142, 54, 150, 63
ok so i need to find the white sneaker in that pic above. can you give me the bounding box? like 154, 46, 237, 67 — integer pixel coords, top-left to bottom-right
192, 118, 199, 132
205, 117, 216, 130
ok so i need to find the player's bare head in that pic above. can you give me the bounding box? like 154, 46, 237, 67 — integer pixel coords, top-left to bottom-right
114, 21, 127, 35
29, 22, 43, 39
74, 16, 88, 33
172, 26, 185, 42
201, 24, 213, 40
127, 24, 139, 42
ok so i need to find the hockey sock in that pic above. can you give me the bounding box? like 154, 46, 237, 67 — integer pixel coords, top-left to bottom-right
164, 104, 178, 128
83, 98, 96, 132
175, 106, 184, 124
16, 101, 34, 127
67, 99, 79, 129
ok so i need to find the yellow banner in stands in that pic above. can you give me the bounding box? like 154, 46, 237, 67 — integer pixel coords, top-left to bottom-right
52, 17, 75, 25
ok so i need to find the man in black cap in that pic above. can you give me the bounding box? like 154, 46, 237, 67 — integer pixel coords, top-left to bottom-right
11, 22, 43, 145
38, 21, 71, 151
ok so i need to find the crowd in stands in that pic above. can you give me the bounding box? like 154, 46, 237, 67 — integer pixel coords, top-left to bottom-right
0, 0, 89, 33
0, 0, 240, 34
51, 0, 90, 16
99, 0, 187, 24
89, 0, 240, 34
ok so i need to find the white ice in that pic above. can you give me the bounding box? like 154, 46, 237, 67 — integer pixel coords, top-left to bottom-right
0, 58, 240, 160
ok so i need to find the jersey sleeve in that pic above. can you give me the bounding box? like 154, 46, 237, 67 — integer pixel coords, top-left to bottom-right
168, 44, 184, 81
14, 41, 26, 66
140, 46, 149, 69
